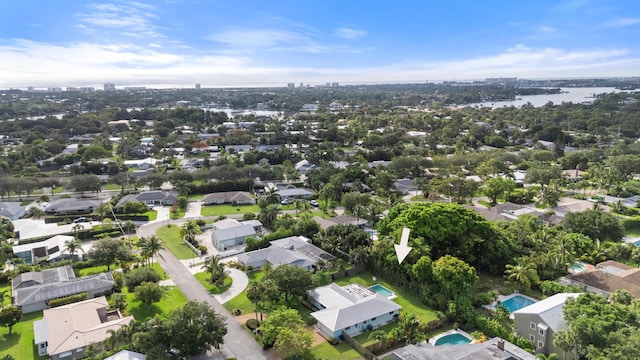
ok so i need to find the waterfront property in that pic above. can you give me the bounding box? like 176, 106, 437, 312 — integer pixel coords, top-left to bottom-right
308, 282, 401, 339
513, 293, 580, 359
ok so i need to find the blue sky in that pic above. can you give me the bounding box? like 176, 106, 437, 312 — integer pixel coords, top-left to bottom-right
1, 0, 639, 88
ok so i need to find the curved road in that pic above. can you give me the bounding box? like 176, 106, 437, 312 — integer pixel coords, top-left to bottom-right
138, 220, 268, 360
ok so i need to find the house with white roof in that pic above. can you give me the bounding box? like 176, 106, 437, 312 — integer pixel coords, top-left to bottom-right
34, 296, 133, 359
275, 187, 314, 200
513, 293, 581, 359
210, 218, 260, 251
237, 236, 335, 271
12, 234, 84, 264
386, 337, 536, 360
308, 283, 401, 339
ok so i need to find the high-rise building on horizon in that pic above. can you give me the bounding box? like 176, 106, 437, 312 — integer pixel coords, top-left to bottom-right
195, 83, 201, 89
103, 83, 116, 91
287, 83, 295, 89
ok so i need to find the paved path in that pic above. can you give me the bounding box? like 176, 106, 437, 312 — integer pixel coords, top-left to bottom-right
185, 200, 202, 218
214, 267, 250, 304
138, 221, 267, 360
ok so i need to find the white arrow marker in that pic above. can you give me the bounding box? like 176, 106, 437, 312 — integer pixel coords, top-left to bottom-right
394, 227, 413, 264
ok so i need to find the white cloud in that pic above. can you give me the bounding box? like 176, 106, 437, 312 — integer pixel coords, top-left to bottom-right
76, 1, 163, 38
334, 28, 367, 40
0, 39, 638, 88
603, 18, 640, 27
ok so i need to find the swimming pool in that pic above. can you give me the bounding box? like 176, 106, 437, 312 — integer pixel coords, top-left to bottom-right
434, 333, 472, 346
496, 294, 537, 313
571, 262, 586, 273
369, 284, 395, 298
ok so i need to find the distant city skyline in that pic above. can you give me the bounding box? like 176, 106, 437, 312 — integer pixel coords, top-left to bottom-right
1, 0, 640, 88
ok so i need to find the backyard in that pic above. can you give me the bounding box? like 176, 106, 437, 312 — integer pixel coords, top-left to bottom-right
0, 311, 47, 360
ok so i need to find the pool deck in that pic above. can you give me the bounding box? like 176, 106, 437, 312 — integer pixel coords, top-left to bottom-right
485, 292, 538, 314
428, 329, 473, 346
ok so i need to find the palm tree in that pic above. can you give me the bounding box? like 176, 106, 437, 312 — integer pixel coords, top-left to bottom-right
180, 220, 202, 242
551, 237, 575, 270
368, 330, 387, 352
141, 235, 164, 266
202, 255, 227, 285
504, 257, 540, 290
536, 354, 559, 360
399, 312, 422, 344
246, 281, 263, 322
258, 203, 281, 229
553, 328, 579, 360
64, 238, 84, 262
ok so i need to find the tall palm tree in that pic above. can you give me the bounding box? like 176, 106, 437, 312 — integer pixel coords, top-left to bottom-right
246, 280, 263, 322
141, 235, 164, 266
551, 237, 575, 270
64, 238, 84, 262
504, 257, 540, 290
258, 203, 281, 229
553, 329, 579, 360
536, 354, 559, 360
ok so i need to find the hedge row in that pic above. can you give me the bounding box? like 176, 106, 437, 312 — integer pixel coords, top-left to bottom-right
48, 292, 88, 307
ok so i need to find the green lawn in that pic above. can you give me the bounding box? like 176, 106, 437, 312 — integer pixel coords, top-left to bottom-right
143, 210, 158, 221
201, 204, 260, 216
0, 310, 47, 360
223, 271, 265, 314
187, 194, 204, 201
156, 225, 196, 259
194, 272, 233, 294
309, 341, 362, 360
123, 285, 188, 321
170, 208, 186, 219
103, 183, 121, 191
77, 264, 112, 276
335, 272, 438, 324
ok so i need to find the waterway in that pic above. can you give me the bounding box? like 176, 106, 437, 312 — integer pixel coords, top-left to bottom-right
464, 87, 631, 108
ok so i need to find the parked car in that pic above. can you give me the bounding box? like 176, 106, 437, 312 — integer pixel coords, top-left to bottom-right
73, 217, 88, 223
281, 198, 293, 205
309, 200, 319, 207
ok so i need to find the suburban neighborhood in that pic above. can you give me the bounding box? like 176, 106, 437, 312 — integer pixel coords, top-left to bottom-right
1, 78, 640, 360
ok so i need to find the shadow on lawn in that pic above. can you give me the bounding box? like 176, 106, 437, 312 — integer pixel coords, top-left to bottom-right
0, 332, 21, 352
127, 304, 162, 319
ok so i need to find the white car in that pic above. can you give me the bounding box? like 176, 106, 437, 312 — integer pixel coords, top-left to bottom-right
309, 200, 319, 207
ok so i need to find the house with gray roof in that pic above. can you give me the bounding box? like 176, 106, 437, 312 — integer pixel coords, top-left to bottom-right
115, 190, 177, 208
237, 236, 335, 271
202, 191, 255, 205
12, 265, 115, 313
275, 187, 314, 200
513, 293, 581, 359
308, 282, 401, 339
210, 218, 259, 251
45, 199, 103, 216
386, 337, 536, 360
105, 350, 147, 360
0, 201, 28, 220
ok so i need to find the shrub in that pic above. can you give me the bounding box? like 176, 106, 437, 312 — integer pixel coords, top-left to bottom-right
196, 219, 206, 227
125, 267, 161, 290
48, 292, 88, 307
246, 318, 259, 330
198, 245, 208, 254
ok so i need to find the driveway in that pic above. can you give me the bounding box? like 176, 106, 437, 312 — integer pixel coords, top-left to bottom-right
214, 267, 250, 304
138, 221, 267, 360
185, 200, 202, 218
153, 206, 171, 222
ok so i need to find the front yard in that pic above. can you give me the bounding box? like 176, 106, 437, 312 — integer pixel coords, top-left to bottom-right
200, 204, 260, 216
156, 224, 197, 259
194, 272, 233, 294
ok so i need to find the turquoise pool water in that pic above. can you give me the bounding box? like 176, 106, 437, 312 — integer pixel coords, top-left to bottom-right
496, 295, 536, 313
369, 284, 394, 298
572, 262, 586, 272
434, 333, 472, 346
634, 240, 640, 246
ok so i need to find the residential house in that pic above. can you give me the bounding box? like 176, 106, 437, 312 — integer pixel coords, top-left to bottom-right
386, 337, 536, 360
308, 283, 401, 339
237, 236, 335, 271
275, 187, 314, 200
513, 293, 581, 359
225, 144, 252, 154
256, 144, 283, 152
302, 104, 319, 112
123, 157, 157, 170
115, 190, 178, 208
202, 191, 255, 205
210, 218, 260, 251
12, 265, 114, 313
33, 296, 133, 359
393, 178, 417, 195
45, 199, 103, 216
562, 260, 640, 298
329, 102, 343, 111
12, 235, 86, 264
313, 215, 368, 231
0, 201, 28, 220
294, 159, 318, 175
